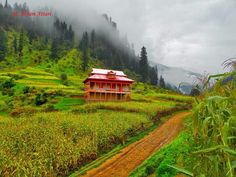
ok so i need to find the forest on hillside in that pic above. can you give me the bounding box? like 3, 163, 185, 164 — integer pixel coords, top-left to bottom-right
0, 1, 161, 86
1, 1, 235, 177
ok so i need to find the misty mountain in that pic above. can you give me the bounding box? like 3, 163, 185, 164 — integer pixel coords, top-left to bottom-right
151, 62, 202, 94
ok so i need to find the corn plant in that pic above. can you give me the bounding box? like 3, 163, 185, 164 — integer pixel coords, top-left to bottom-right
192, 94, 236, 177
0, 110, 152, 176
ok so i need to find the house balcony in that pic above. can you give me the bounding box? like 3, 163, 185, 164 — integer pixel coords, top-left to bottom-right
84, 88, 131, 94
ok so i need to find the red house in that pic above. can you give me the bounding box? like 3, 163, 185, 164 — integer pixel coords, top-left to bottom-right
83, 68, 134, 101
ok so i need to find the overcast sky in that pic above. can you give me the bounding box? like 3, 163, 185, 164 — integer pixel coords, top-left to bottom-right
7, 0, 236, 74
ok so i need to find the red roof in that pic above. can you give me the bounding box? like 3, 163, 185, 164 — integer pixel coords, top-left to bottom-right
84, 68, 134, 83
91, 68, 127, 76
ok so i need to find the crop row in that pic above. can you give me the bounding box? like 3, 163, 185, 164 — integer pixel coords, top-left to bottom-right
72, 100, 177, 116
0, 110, 152, 176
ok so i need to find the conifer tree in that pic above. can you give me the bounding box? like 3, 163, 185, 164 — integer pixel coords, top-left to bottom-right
159, 75, 166, 88
90, 29, 96, 57
4, 0, 8, 8
82, 49, 89, 71
150, 66, 158, 85
51, 38, 59, 60
68, 25, 74, 42
0, 29, 7, 61
139, 46, 149, 82
18, 30, 24, 58
13, 35, 17, 53
79, 32, 89, 51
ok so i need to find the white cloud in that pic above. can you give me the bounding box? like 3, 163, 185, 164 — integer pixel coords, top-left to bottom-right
7, 0, 236, 73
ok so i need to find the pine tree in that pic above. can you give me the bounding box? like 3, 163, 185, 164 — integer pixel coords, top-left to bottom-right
0, 29, 7, 61
90, 29, 96, 57
68, 25, 74, 41
150, 66, 158, 85
18, 30, 24, 58
159, 75, 166, 88
82, 49, 89, 71
27, 30, 35, 44
13, 35, 17, 53
113, 53, 123, 70
79, 32, 89, 51
51, 38, 59, 60
4, 0, 8, 8
139, 46, 149, 82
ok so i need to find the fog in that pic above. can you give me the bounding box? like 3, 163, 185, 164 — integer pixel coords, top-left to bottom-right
6, 0, 236, 74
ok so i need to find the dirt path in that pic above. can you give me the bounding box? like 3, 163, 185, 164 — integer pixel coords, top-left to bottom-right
83, 112, 191, 177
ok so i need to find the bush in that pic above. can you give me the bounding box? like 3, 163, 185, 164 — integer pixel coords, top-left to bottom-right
60, 73, 67, 81
0, 78, 15, 96
60, 73, 69, 85
1, 78, 15, 89
10, 107, 37, 117
44, 104, 57, 112
35, 92, 47, 106
22, 86, 30, 94
146, 165, 155, 175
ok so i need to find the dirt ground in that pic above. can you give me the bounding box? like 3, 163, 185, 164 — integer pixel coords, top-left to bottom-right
82, 112, 190, 177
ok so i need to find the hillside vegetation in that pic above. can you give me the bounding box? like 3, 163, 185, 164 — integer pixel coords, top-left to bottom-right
130, 70, 236, 177
0, 29, 192, 176
0, 64, 192, 176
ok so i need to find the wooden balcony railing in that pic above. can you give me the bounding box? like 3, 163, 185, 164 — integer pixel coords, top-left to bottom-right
84, 88, 131, 93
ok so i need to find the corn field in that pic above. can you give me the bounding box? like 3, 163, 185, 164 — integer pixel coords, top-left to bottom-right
0, 110, 151, 176
192, 72, 236, 177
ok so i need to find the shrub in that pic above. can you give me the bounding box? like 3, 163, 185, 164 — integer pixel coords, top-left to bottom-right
60, 73, 67, 81
35, 92, 47, 106
60, 73, 69, 85
22, 86, 30, 94
146, 165, 155, 175
10, 107, 37, 117
44, 104, 57, 112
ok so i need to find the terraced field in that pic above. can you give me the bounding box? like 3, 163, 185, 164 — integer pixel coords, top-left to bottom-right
0, 67, 85, 95
0, 66, 194, 177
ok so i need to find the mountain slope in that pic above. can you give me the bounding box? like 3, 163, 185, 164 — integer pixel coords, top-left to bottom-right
151, 62, 202, 94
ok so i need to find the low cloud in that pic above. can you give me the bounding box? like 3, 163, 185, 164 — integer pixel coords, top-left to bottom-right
8, 0, 236, 73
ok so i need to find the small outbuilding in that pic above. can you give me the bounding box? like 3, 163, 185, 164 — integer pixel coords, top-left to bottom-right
83, 68, 134, 101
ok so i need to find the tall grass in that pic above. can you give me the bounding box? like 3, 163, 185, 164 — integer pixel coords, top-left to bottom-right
72, 100, 177, 116
129, 131, 193, 177
0, 110, 152, 176
191, 73, 236, 177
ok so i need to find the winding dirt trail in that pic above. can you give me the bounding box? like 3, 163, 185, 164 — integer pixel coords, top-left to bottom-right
83, 112, 191, 177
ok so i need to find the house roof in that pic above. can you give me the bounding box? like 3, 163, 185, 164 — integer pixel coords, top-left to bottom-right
91, 68, 127, 76
83, 68, 134, 83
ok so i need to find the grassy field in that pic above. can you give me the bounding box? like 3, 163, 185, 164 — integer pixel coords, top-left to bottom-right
0, 66, 194, 176
72, 100, 177, 116
0, 67, 85, 96
0, 110, 152, 176
129, 72, 236, 177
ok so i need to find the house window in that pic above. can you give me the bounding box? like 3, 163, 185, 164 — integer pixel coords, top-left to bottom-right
90, 82, 95, 89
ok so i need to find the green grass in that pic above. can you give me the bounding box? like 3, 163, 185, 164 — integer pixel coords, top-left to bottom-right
73, 100, 177, 116
54, 97, 85, 110
149, 93, 194, 103
129, 130, 193, 177
0, 66, 85, 97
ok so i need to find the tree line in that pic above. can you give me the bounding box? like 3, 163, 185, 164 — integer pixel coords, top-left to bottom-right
0, 0, 165, 87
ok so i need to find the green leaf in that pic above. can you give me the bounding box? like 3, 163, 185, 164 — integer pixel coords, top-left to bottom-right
222, 147, 236, 156
193, 145, 225, 154
231, 161, 236, 169
168, 165, 193, 176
